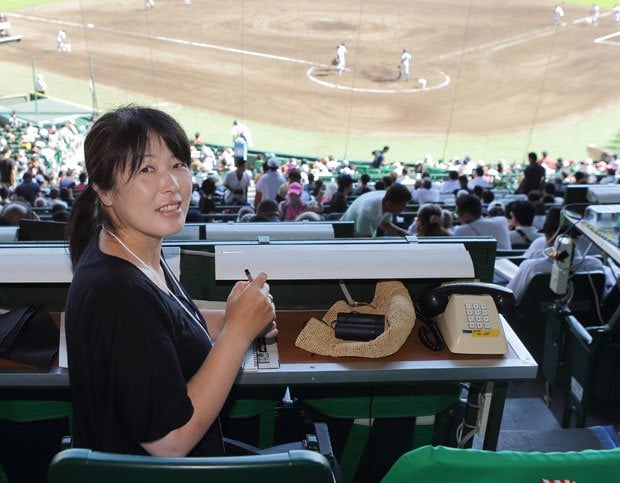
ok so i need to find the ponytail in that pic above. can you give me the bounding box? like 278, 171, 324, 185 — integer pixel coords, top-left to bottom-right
67, 185, 100, 269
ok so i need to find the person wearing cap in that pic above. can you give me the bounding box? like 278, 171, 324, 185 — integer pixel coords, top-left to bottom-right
254, 157, 285, 208
278, 182, 322, 221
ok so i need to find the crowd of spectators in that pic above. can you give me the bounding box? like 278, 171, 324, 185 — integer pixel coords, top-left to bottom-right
2, 111, 619, 246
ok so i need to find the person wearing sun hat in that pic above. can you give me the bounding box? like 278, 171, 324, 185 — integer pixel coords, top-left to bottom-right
278, 182, 323, 221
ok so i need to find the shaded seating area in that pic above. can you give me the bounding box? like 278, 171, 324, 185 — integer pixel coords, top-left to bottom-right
506, 271, 606, 363
543, 303, 620, 428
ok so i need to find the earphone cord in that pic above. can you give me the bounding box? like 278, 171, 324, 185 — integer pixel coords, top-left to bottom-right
414, 303, 446, 352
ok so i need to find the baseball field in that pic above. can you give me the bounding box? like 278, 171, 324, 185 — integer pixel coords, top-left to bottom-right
1, 0, 619, 164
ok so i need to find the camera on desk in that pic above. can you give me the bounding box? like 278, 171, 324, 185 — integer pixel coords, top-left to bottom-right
334, 312, 385, 341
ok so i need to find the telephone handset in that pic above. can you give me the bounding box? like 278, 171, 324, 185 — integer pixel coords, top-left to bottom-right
417, 282, 515, 355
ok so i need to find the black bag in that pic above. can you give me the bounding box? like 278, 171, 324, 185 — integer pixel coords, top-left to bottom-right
0, 305, 59, 368
334, 312, 385, 341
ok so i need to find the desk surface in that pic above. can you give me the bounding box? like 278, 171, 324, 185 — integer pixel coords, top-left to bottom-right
0, 311, 537, 388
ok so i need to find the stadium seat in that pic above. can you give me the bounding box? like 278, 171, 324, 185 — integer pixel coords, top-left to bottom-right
560, 308, 620, 428
292, 383, 462, 483
507, 271, 605, 363
381, 444, 620, 483
47, 447, 336, 483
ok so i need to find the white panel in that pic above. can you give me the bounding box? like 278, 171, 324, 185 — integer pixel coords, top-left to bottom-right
165, 224, 201, 241
0, 247, 73, 283
206, 223, 334, 241
214, 243, 474, 280
162, 246, 181, 278
0, 246, 181, 283
0, 227, 18, 242
587, 185, 620, 204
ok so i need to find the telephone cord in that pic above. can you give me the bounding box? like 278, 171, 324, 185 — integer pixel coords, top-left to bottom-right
414, 303, 446, 352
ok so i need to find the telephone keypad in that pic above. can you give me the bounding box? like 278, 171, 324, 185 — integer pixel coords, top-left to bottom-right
436, 293, 508, 355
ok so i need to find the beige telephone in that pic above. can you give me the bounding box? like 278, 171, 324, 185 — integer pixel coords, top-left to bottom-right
417, 282, 515, 355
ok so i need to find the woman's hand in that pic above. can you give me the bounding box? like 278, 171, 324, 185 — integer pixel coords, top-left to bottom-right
223, 272, 276, 345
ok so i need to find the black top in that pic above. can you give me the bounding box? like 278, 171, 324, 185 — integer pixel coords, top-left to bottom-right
0, 157, 15, 185
517, 163, 545, 195
329, 192, 348, 213
65, 235, 224, 456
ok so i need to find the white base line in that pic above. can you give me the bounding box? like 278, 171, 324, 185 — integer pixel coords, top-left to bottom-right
594, 30, 620, 45
9, 12, 318, 66
306, 66, 450, 94
436, 12, 613, 61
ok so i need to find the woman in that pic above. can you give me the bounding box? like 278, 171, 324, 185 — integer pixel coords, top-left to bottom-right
65, 106, 276, 457
413, 203, 451, 237
278, 182, 322, 221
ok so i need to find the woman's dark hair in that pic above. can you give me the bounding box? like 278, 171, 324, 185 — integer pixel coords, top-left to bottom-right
416, 203, 449, 236
336, 174, 353, 193
200, 177, 217, 196
67, 105, 191, 268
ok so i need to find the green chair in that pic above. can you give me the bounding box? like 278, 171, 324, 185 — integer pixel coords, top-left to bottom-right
220, 387, 284, 449
294, 383, 462, 483
381, 445, 620, 483
47, 448, 336, 483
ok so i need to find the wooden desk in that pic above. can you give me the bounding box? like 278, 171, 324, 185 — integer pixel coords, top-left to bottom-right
0, 310, 536, 450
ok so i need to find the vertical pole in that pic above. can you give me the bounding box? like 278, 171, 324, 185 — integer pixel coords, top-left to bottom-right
89, 56, 98, 115
31, 56, 38, 116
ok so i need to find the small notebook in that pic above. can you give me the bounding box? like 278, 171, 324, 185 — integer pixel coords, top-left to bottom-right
494, 258, 519, 282
242, 336, 280, 372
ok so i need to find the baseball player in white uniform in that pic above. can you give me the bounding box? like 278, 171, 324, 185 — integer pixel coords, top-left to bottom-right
553, 5, 565, 26
591, 4, 600, 24
56, 29, 69, 52
336, 43, 347, 75
399, 49, 412, 80
613, 5, 620, 23
231, 120, 254, 148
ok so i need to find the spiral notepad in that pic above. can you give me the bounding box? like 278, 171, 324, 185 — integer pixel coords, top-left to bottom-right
242, 336, 279, 372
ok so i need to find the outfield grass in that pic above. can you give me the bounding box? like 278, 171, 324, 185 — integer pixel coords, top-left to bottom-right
3, 0, 61, 10
2, 0, 619, 164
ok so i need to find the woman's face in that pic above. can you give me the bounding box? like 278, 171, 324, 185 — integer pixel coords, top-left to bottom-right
98, 135, 192, 242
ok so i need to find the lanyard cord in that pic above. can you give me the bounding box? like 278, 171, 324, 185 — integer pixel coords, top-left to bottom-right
102, 228, 211, 342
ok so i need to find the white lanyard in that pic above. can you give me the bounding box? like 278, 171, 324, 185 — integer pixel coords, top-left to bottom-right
103, 228, 211, 342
